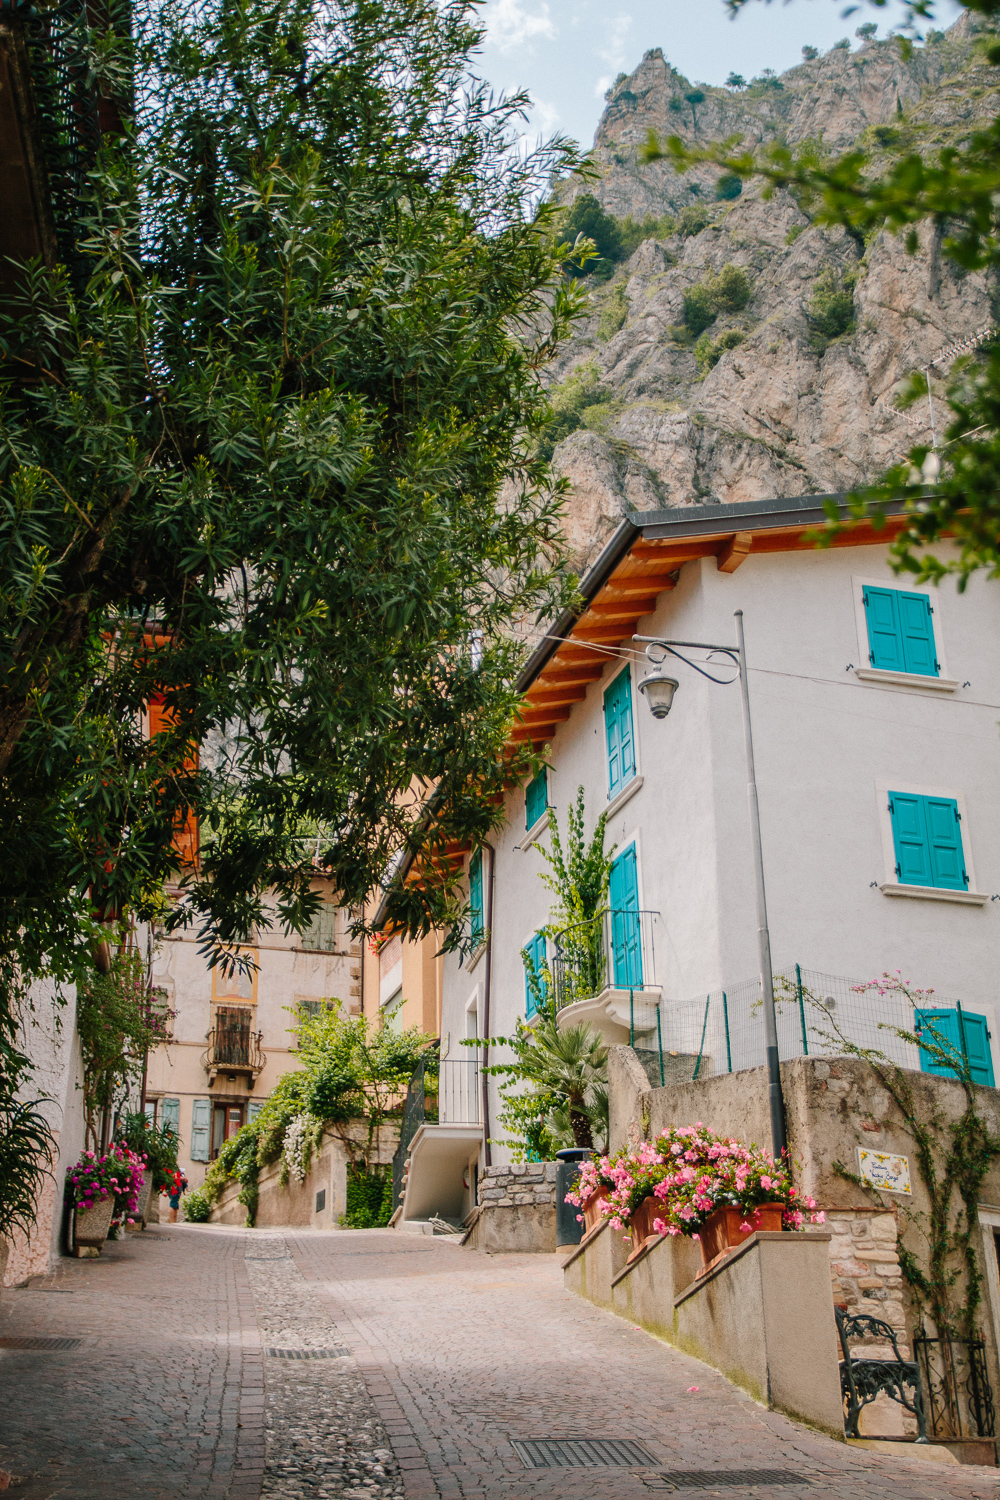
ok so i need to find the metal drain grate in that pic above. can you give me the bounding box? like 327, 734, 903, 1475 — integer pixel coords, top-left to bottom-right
640, 1472, 807, 1492
266, 1347, 349, 1360
0, 1336, 82, 1351
245, 1254, 290, 1261
511, 1439, 657, 1469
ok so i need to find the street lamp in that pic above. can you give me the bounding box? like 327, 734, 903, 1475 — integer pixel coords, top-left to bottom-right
635, 609, 788, 1161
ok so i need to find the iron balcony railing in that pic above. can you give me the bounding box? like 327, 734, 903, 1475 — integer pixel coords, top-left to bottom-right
551, 909, 660, 1011
437, 1058, 480, 1125
204, 1009, 266, 1079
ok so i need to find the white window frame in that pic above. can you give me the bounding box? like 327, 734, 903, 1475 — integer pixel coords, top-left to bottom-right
875, 778, 987, 905
852, 574, 958, 692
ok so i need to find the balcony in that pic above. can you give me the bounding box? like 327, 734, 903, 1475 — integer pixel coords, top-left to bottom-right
436, 1058, 480, 1126
203, 1008, 266, 1084
550, 909, 661, 1045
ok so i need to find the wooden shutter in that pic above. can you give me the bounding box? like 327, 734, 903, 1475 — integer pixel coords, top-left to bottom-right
524, 932, 547, 1017
609, 846, 642, 988
864, 586, 939, 676
897, 591, 938, 676
525, 767, 548, 830
160, 1097, 180, 1134
863, 587, 905, 670
923, 796, 967, 889
917, 1009, 995, 1087
888, 792, 932, 885
604, 667, 635, 799
469, 850, 484, 942
190, 1098, 211, 1161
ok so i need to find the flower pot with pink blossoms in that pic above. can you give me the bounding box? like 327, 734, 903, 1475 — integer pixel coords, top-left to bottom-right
600, 1139, 675, 1264
563, 1156, 615, 1246
646, 1123, 825, 1277
69, 1144, 147, 1254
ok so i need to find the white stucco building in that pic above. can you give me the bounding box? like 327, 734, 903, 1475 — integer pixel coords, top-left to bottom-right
400, 493, 1000, 1220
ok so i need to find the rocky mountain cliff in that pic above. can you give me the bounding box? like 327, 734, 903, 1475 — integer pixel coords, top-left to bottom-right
547, 15, 1000, 572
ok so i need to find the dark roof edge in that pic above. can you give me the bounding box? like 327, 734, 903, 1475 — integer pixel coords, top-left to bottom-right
634, 491, 907, 539
514, 518, 639, 693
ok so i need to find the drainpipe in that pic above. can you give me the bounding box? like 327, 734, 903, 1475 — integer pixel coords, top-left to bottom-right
481, 842, 496, 1168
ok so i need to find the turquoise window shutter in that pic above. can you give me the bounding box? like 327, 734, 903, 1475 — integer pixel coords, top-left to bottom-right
863, 586, 939, 676
917, 1008, 995, 1087
160, 1097, 180, 1134
604, 668, 635, 799
190, 1098, 211, 1162
888, 791, 968, 890
609, 846, 642, 988
524, 932, 547, 1017
469, 850, 484, 942
525, 767, 548, 830
924, 796, 967, 889
897, 591, 938, 676
247, 1100, 266, 1123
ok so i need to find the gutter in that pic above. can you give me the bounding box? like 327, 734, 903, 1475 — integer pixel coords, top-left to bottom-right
480, 842, 496, 1168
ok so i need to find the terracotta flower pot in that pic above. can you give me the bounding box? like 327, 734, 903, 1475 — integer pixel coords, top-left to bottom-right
74, 1196, 115, 1254
626, 1195, 663, 1264
697, 1201, 785, 1276
580, 1185, 609, 1243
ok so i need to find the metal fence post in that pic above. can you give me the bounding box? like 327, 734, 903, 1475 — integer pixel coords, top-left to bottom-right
722, 991, 732, 1073
693, 996, 710, 1081
656, 1003, 664, 1086
796, 963, 809, 1057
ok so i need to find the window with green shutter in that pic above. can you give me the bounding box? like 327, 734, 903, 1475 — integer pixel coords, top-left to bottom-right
190, 1098, 211, 1161
888, 791, 968, 890
524, 932, 548, 1017
469, 850, 484, 944
916, 1007, 995, 1087
525, 767, 548, 830
863, 586, 939, 676
604, 667, 636, 800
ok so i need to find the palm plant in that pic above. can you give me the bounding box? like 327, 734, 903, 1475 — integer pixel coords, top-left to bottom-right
0, 1090, 55, 1242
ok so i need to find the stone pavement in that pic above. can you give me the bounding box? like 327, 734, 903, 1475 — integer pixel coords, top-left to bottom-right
1, 1223, 1000, 1500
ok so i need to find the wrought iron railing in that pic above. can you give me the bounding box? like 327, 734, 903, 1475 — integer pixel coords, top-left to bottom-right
913, 1331, 996, 1439
204, 1021, 265, 1076
438, 1058, 480, 1125
551, 909, 660, 1011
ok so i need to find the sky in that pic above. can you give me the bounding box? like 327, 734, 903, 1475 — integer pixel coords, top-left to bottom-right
473, 0, 964, 151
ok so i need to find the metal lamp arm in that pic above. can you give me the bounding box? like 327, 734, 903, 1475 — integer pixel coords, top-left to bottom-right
632, 635, 740, 686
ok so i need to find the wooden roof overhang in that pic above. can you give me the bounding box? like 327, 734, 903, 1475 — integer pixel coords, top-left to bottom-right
508, 493, 912, 754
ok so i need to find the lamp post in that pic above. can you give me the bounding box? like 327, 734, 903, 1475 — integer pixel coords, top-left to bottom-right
635, 609, 787, 1161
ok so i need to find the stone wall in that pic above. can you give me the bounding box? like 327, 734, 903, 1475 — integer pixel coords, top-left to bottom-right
465, 1162, 558, 1254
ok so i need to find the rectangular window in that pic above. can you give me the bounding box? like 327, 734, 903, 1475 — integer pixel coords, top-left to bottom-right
160, 1097, 180, 1136
300, 903, 338, 952
469, 850, 484, 944
916, 1007, 995, 1087
604, 667, 636, 800
247, 1100, 266, 1123
609, 846, 642, 987
524, 932, 548, 1017
190, 1098, 211, 1161
888, 791, 968, 890
526, 767, 548, 830
863, 586, 939, 677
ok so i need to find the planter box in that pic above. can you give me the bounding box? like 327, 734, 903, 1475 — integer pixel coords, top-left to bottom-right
626, 1196, 663, 1264
74, 1196, 114, 1253
698, 1202, 785, 1276
580, 1186, 609, 1246
135, 1171, 152, 1225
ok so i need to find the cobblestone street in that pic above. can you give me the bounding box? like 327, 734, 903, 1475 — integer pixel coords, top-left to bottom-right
2, 1224, 1000, 1499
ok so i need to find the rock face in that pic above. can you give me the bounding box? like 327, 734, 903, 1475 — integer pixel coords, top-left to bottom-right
548, 17, 1000, 572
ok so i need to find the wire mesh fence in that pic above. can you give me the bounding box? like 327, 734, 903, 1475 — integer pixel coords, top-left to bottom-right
623, 966, 982, 1087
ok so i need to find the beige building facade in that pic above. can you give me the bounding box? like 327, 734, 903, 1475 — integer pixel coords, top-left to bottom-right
145, 886, 361, 1186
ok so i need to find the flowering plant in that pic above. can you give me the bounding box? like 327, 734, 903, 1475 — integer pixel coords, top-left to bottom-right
563, 1154, 616, 1214
69, 1144, 145, 1223
596, 1124, 826, 1239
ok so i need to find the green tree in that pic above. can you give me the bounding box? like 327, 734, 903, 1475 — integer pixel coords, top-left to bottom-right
0, 0, 588, 1010
646, 0, 1000, 585
856, 22, 878, 40
479, 1001, 609, 1155
536, 786, 616, 1004
682, 263, 752, 335
801, 45, 819, 61
559, 193, 625, 279
715, 172, 743, 200
685, 88, 706, 130
725, 72, 747, 89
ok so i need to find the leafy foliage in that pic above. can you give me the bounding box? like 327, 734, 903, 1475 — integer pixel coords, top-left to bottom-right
534, 364, 616, 462
559, 194, 624, 280
482, 1004, 609, 1156
715, 173, 743, 200
682, 264, 753, 335
115, 1110, 179, 1193
694, 327, 746, 373
597, 283, 629, 342
342, 1163, 394, 1227
76, 950, 170, 1148
805, 267, 857, 349
183, 1187, 212, 1222
0, 0, 588, 993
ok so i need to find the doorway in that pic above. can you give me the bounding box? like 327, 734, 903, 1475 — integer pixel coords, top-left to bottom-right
211, 1102, 245, 1158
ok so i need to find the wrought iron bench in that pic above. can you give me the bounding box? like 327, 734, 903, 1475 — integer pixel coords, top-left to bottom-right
835, 1307, 928, 1440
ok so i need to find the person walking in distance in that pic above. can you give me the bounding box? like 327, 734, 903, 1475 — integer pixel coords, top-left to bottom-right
167, 1167, 188, 1223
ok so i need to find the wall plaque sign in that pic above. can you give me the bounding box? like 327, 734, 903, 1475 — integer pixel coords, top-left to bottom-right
857, 1148, 912, 1195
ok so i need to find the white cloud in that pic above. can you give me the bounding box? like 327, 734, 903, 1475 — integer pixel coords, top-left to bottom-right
487, 0, 557, 54
597, 13, 632, 70
533, 98, 561, 136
